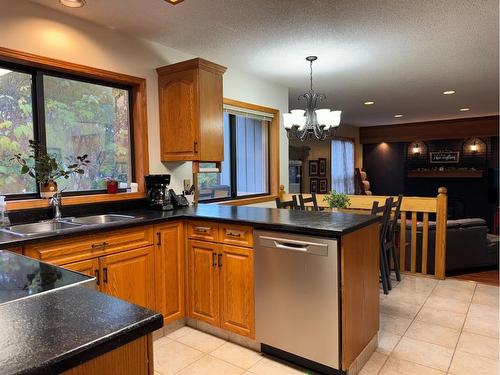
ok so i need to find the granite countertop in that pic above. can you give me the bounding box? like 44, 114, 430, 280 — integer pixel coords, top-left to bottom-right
0, 204, 380, 247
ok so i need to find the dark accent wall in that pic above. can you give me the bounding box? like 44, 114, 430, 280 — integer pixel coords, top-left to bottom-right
362, 142, 405, 196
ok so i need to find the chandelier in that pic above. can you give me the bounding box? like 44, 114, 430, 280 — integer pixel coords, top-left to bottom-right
283, 56, 342, 141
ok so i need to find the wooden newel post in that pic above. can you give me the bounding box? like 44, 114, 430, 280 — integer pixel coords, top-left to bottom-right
279, 185, 285, 201
435, 187, 448, 279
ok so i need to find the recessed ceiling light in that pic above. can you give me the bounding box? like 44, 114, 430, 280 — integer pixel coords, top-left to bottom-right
364, 101, 375, 105
443, 90, 456, 95
459, 108, 470, 112
394, 114, 403, 118
164, 0, 185, 4
59, 0, 85, 8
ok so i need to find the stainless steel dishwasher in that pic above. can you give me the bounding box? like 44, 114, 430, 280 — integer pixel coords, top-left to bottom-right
254, 230, 339, 373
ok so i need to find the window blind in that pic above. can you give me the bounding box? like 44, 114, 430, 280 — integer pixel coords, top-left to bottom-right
223, 104, 274, 122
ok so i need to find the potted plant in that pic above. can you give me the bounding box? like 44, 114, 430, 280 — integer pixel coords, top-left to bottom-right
323, 190, 351, 212
11, 140, 90, 198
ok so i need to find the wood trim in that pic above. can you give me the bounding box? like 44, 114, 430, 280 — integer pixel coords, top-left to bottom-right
434, 187, 448, 280
223, 98, 281, 198
156, 58, 227, 76
6, 192, 146, 211
219, 195, 277, 206
360, 116, 499, 144
0, 46, 149, 199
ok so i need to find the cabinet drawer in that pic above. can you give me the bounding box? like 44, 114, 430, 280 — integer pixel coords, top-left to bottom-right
187, 221, 219, 242
219, 224, 253, 248
24, 226, 154, 265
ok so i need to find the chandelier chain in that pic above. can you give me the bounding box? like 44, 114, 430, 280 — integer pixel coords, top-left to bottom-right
310, 60, 313, 91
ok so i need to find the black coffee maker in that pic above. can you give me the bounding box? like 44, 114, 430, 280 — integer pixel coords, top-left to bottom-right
145, 174, 173, 211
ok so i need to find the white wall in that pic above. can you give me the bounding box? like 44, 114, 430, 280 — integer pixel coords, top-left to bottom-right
0, 1, 289, 192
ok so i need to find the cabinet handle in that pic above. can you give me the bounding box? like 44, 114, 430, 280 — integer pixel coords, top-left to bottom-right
218, 254, 222, 268
94, 269, 100, 286
194, 141, 198, 153
226, 229, 242, 238
91, 242, 107, 249
157, 232, 162, 246
103, 267, 108, 283
194, 226, 210, 234
212, 253, 217, 267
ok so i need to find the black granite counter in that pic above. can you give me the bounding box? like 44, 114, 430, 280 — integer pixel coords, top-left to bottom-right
0, 204, 380, 247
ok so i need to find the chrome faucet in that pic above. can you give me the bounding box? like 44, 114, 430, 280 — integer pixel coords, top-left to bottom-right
50, 191, 63, 221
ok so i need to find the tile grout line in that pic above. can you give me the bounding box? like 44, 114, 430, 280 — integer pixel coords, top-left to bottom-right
445, 282, 477, 375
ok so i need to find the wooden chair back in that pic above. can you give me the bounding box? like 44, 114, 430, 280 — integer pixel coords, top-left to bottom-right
275, 195, 298, 209
298, 193, 319, 211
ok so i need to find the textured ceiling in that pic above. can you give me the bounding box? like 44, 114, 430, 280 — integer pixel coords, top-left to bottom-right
29, 0, 499, 126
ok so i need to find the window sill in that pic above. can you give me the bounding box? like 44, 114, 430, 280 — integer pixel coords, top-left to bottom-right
214, 195, 277, 206
6, 192, 146, 211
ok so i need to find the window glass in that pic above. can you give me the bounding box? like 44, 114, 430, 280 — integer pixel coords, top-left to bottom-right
197, 115, 231, 200
43, 75, 131, 192
235, 116, 269, 196
0, 68, 36, 195
331, 139, 355, 194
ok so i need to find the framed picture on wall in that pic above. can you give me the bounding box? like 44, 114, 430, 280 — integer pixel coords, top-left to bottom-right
310, 178, 318, 193
319, 178, 328, 193
318, 158, 327, 177
309, 160, 319, 176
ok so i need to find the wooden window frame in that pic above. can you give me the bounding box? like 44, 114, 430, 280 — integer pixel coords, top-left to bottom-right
217, 98, 280, 206
0, 47, 149, 210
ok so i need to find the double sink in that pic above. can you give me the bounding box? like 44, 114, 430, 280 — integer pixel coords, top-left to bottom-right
0, 214, 140, 237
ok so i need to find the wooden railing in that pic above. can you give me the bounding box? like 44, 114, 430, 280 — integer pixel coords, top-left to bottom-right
279, 186, 448, 279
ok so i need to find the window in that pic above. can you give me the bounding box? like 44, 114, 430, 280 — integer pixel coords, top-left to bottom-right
0, 63, 132, 198
331, 138, 355, 194
197, 108, 271, 202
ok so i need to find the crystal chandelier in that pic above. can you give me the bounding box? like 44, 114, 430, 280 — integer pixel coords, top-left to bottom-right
283, 56, 342, 141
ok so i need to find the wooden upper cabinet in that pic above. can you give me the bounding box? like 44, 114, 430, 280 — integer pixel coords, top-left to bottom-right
157, 58, 227, 162
154, 222, 185, 324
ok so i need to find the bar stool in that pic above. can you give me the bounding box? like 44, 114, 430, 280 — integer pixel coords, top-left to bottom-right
372, 197, 393, 294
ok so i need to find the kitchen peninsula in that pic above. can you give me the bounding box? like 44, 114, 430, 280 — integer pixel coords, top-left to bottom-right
0, 204, 380, 374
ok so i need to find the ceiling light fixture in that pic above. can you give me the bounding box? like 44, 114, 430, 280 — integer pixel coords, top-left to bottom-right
283, 56, 341, 141
164, 0, 185, 4
459, 108, 470, 112
364, 101, 375, 105
443, 90, 456, 95
59, 0, 85, 8
394, 114, 403, 118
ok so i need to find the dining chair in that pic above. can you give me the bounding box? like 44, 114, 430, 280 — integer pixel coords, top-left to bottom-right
371, 197, 394, 294
275, 195, 298, 209
298, 193, 319, 211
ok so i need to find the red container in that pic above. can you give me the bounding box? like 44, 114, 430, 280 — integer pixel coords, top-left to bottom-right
107, 180, 118, 194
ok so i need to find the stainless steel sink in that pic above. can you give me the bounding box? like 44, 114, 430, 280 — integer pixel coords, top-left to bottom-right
1, 221, 82, 237
67, 214, 137, 225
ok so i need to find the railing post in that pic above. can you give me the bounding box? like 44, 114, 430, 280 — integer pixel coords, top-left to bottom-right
435, 187, 448, 279
279, 185, 285, 201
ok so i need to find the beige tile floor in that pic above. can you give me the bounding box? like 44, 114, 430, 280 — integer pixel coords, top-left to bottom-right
153, 275, 499, 375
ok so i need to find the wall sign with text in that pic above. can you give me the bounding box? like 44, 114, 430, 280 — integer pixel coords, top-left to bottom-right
430, 151, 460, 163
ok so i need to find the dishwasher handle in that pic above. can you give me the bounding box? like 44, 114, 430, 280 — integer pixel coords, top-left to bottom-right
258, 235, 330, 256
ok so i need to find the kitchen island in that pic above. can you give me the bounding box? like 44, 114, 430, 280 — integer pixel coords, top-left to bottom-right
0, 204, 380, 374
0, 251, 163, 375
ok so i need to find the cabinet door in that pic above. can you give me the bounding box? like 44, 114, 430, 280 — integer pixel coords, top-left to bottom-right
63, 258, 100, 281
154, 222, 185, 323
158, 69, 199, 161
100, 246, 155, 310
219, 245, 255, 338
187, 239, 219, 326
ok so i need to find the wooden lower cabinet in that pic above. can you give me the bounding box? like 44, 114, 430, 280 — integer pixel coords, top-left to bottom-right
188, 240, 255, 338
187, 239, 219, 326
154, 222, 185, 323
63, 258, 99, 279
62, 335, 153, 375
101, 246, 155, 310
219, 245, 255, 338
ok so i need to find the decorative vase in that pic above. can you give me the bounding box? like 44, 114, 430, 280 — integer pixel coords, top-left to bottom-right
40, 180, 58, 199
106, 180, 118, 194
